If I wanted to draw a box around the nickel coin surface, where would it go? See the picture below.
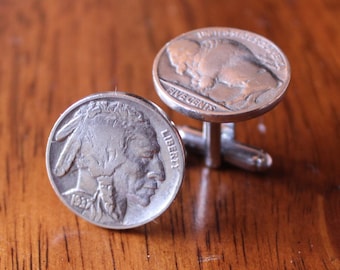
[153,27,291,122]
[46,92,185,229]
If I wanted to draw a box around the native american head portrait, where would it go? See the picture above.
[53,100,165,223]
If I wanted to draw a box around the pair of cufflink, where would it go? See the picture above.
[46,27,290,229]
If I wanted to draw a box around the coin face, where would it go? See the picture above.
[153,27,290,122]
[46,92,185,229]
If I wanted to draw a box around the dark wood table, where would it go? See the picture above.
[0,0,339,269]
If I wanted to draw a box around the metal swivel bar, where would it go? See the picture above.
[178,123,272,171]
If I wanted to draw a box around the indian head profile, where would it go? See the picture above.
[53,100,165,223]
[166,38,282,111]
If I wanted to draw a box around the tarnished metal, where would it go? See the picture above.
[46,92,185,229]
[153,27,290,169]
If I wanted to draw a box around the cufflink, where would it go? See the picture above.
[153,27,290,170]
[46,92,185,229]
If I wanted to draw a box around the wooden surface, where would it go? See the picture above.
[0,0,339,269]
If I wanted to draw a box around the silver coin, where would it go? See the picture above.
[46,92,185,229]
[153,27,291,122]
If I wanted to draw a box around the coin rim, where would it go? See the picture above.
[152,27,291,122]
[45,91,186,229]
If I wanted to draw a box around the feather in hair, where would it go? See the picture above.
[54,128,82,176]
[55,115,82,141]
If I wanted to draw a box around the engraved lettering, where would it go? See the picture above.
[165,86,217,111]
[161,129,180,169]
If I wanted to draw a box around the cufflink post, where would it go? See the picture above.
[178,123,272,171]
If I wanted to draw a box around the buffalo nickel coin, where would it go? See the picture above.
[46,92,185,229]
[153,27,291,122]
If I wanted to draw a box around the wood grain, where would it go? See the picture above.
[0,0,339,269]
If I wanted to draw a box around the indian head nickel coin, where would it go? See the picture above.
[46,92,185,229]
[153,27,291,122]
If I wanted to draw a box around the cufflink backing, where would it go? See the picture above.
[153,27,290,170]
